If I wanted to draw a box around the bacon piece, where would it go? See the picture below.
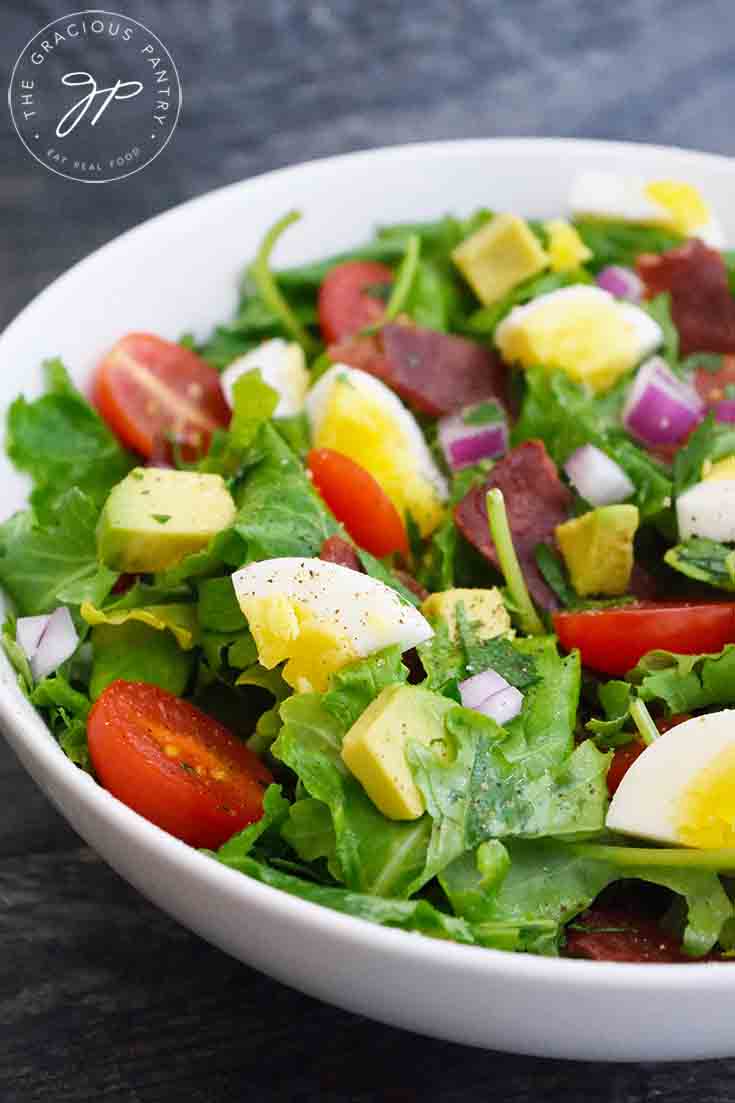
[392,568,429,603]
[320,537,430,608]
[320,535,363,572]
[454,440,572,610]
[328,324,507,416]
[566,905,698,963]
[637,240,735,357]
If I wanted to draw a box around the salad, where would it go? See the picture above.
[4,169,735,965]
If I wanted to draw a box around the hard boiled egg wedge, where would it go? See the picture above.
[494,285,662,393]
[232,557,433,694]
[570,170,725,247]
[305,364,448,536]
[607,711,735,847]
[676,478,735,543]
[220,338,309,417]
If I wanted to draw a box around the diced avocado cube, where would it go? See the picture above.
[421,588,509,640]
[452,213,549,306]
[341,684,455,820]
[97,467,236,573]
[555,505,639,597]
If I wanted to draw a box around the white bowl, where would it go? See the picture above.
[2,139,735,1062]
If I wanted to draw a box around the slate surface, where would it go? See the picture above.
[1,1,735,1097]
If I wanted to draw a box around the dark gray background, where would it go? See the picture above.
[2,1,735,1098]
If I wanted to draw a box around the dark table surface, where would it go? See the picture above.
[2,1,735,1098]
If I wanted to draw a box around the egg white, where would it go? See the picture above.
[232,556,434,661]
[220,338,309,417]
[676,479,735,543]
[495,284,662,383]
[606,710,735,846]
[305,364,449,502]
[571,170,668,226]
[570,170,725,248]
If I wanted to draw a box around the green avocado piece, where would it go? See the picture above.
[341,684,456,820]
[97,467,236,573]
[451,213,548,306]
[555,504,639,597]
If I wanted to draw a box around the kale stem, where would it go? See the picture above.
[630,698,659,746]
[251,211,318,355]
[359,234,421,337]
[485,489,545,636]
[384,234,421,322]
[569,842,735,872]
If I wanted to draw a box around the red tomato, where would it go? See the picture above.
[318,261,393,344]
[87,681,273,849]
[606,717,691,796]
[554,602,735,676]
[606,741,646,796]
[308,448,408,558]
[93,333,230,460]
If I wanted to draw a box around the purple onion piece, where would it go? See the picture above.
[438,403,509,471]
[449,426,507,468]
[622,357,704,447]
[564,444,635,506]
[715,400,735,423]
[29,607,79,682]
[477,686,524,726]
[596,265,644,302]
[459,669,509,710]
[16,614,51,661]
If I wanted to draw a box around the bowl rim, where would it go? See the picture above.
[2,135,735,993]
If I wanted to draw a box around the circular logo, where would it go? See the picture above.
[7,10,182,183]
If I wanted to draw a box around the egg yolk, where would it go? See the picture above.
[314,379,444,536]
[678,744,735,848]
[645,181,710,236]
[238,594,356,694]
[703,456,735,481]
[543,220,592,273]
[497,296,642,393]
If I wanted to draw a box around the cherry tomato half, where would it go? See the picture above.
[317,261,393,344]
[308,448,408,558]
[553,602,735,677]
[93,333,230,460]
[606,742,646,797]
[606,714,691,797]
[87,681,273,849]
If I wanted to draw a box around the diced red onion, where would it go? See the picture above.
[459,669,509,709]
[477,686,524,725]
[438,404,509,471]
[459,669,523,725]
[596,266,644,302]
[564,444,635,506]
[16,614,51,661]
[622,357,704,447]
[715,400,735,423]
[28,607,79,682]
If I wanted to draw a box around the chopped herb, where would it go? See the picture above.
[363,281,393,303]
[462,401,503,426]
[681,352,724,375]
